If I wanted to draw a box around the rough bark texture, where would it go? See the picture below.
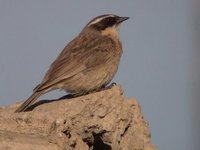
[0,85,157,150]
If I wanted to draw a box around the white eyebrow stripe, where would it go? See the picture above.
[88,15,115,26]
[89,17,105,25]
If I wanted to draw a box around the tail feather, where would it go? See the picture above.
[15,92,42,113]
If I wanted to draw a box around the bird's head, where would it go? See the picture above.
[82,14,129,38]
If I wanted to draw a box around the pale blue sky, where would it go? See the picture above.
[0,1,197,150]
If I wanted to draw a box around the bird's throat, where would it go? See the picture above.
[101,26,120,43]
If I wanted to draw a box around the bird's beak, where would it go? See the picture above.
[117,16,130,24]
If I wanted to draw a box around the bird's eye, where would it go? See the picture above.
[105,18,115,26]
[106,18,112,24]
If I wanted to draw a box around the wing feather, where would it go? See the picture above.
[35,33,115,92]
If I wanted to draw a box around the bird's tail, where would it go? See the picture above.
[15,92,42,113]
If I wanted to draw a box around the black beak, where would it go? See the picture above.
[117,16,130,24]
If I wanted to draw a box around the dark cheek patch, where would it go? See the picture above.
[104,18,116,27]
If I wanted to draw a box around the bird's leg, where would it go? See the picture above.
[89,82,117,94]
[103,82,117,90]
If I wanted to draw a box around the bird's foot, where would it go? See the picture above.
[92,82,117,93]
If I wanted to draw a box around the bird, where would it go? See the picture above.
[15,14,129,112]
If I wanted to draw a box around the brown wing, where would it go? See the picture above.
[34,33,116,92]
